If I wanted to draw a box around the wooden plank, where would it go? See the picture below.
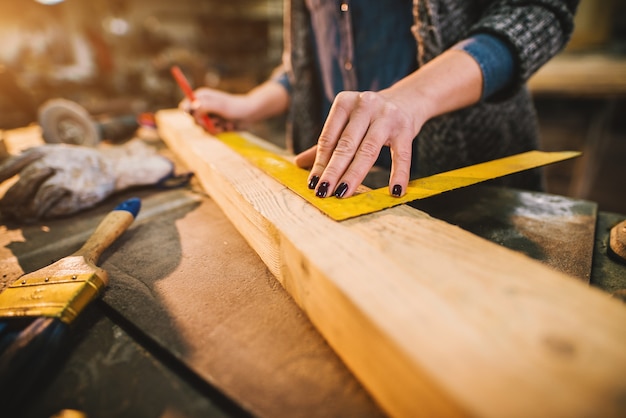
[156,109,626,418]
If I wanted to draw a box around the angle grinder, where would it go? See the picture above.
[38,98,139,146]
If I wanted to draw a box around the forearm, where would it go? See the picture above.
[188,78,289,128]
[382,48,483,134]
[243,79,290,122]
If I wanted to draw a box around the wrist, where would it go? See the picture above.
[381,49,483,135]
[380,83,434,136]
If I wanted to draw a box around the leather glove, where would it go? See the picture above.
[0,139,173,222]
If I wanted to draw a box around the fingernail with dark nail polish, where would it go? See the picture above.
[334,182,348,198]
[392,184,402,197]
[308,175,320,190]
[316,181,329,198]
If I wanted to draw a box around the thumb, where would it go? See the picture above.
[294,145,317,169]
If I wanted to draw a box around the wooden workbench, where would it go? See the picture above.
[1,127,384,417]
[3,125,626,417]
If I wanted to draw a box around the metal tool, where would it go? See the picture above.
[38,98,100,146]
[37,98,140,146]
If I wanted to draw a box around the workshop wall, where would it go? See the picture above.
[0,0,283,128]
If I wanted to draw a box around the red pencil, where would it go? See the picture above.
[170,65,217,134]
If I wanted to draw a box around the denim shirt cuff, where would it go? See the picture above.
[453,33,514,100]
[272,71,292,95]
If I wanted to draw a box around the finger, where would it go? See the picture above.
[320,92,389,197]
[178,96,203,115]
[177,89,214,118]
[212,115,234,133]
[192,90,239,132]
[308,92,358,184]
[178,97,191,112]
[189,99,202,114]
[331,117,391,198]
[316,92,380,198]
[294,145,317,170]
[193,88,224,114]
[186,99,209,127]
[388,137,414,197]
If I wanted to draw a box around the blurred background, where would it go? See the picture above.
[0,0,624,213]
[0,0,283,124]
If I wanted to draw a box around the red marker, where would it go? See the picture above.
[170,65,217,134]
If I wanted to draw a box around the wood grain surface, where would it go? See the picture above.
[157,109,626,418]
[0,127,384,417]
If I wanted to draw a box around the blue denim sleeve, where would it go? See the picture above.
[452,33,514,100]
[271,71,292,95]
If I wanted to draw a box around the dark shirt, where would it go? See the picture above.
[275,0,514,119]
[305,0,417,119]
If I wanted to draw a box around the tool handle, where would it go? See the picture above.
[170,65,217,134]
[73,198,141,265]
[0,317,69,410]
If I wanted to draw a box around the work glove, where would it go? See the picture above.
[0,139,174,222]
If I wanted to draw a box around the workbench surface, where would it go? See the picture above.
[3,185,386,418]
[2,128,625,418]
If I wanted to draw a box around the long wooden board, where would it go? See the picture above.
[156,109,626,418]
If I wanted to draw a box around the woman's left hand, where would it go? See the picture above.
[294,48,484,199]
[295,89,424,199]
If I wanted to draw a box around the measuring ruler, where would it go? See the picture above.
[215,131,580,221]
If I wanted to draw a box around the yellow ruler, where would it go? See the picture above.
[217,132,580,221]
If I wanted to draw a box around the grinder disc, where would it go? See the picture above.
[38,98,100,146]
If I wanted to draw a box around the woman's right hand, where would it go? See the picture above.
[178,87,252,133]
[178,80,290,134]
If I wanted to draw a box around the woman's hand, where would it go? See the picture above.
[179,88,250,133]
[178,80,290,133]
[295,90,424,199]
[295,48,483,199]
